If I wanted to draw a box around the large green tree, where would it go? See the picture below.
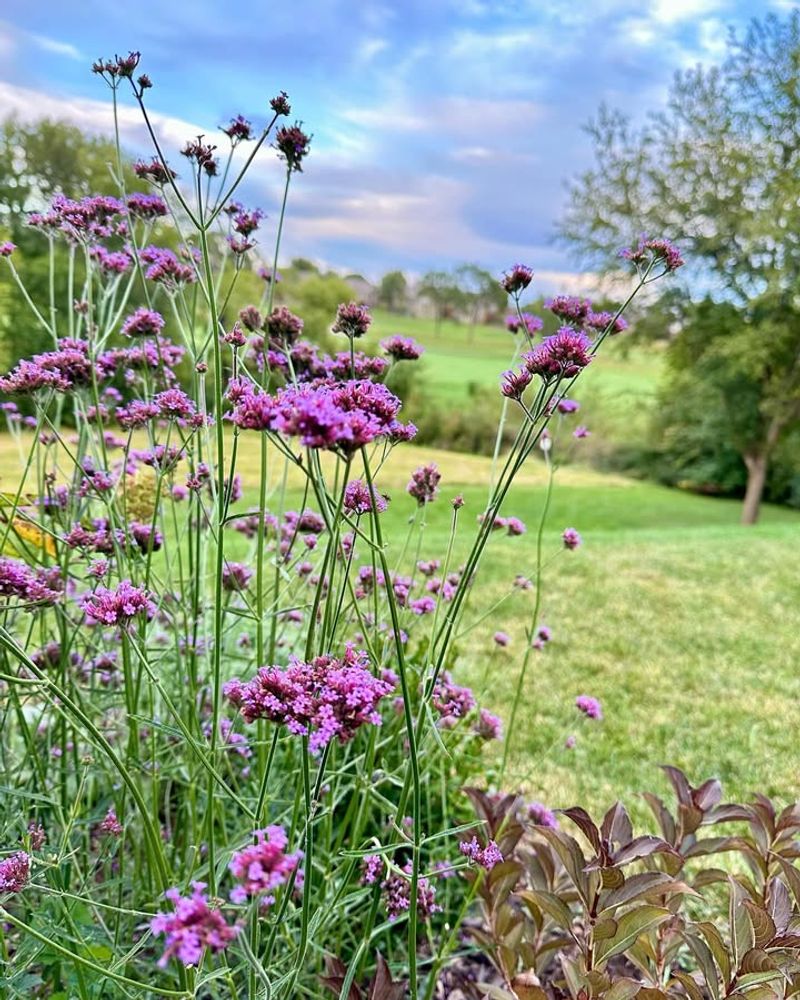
[559,13,800,522]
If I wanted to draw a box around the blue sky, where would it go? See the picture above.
[0,0,793,289]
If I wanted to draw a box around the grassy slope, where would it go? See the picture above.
[2,427,797,818]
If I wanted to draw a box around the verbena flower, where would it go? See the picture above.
[586,310,628,334]
[121,307,165,338]
[556,398,580,414]
[0,557,61,606]
[151,882,239,968]
[500,368,533,399]
[264,306,303,345]
[432,672,476,727]
[343,479,387,515]
[221,115,253,143]
[523,328,593,380]
[81,581,155,626]
[493,631,510,647]
[0,851,30,893]
[133,158,177,185]
[576,694,603,719]
[459,837,503,870]
[527,802,558,828]
[228,825,301,904]
[545,295,592,325]
[126,193,167,220]
[332,302,372,339]
[474,708,503,741]
[224,647,393,754]
[181,139,218,177]
[222,563,253,592]
[506,312,543,335]
[274,123,311,171]
[407,463,440,505]
[98,808,123,837]
[0,242,16,257]
[361,854,383,884]
[381,335,423,361]
[562,527,582,550]
[382,863,441,921]
[506,517,526,536]
[620,236,684,273]
[501,264,533,294]
[0,340,92,394]
[270,91,291,116]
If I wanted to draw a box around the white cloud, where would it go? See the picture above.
[29,34,81,60]
[651,0,723,24]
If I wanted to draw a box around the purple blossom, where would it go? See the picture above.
[500,368,533,399]
[432,672,476,727]
[228,826,301,904]
[343,479,388,515]
[361,854,383,885]
[523,328,593,380]
[506,517,526,536]
[381,335,424,360]
[265,306,303,345]
[332,302,372,339]
[0,242,16,257]
[556,398,580,414]
[0,851,30,892]
[127,193,167,220]
[506,312,543,336]
[181,139,218,177]
[151,882,239,968]
[493,631,510,648]
[383,863,441,921]
[585,311,629,335]
[81,581,155,627]
[576,694,603,720]
[501,264,533,295]
[459,837,503,871]
[562,527,582,550]
[573,425,590,439]
[225,647,393,754]
[0,340,92,394]
[222,562,253,592]
[270,92,291,116]
[527,802,558,828]
[98,808,123,837]
[407,463,441,506]
[0,557,61,606]
[545,295,592,325]
[221,115,253,143]
[409,596,436,616]
[133,158,177,185]
[274,123,311,171]
[474,708,503,741]
[620,236,684,273]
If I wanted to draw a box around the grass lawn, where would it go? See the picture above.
[1,428,796,820]
[368,308,664,407]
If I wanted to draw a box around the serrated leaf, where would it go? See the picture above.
[594,905,671,963]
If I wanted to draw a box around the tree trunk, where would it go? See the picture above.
[741,451,768,525]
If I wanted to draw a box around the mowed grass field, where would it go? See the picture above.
[1,424,797,820]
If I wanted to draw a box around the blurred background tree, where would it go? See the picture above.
[559,13,800,522]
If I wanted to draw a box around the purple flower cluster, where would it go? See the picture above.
[0,851,30,893]
[81,581,155,627]
[562,527,582,550]
[134,158,177,185]
[523,328,593,380]
[332,302,371,339]
[343,479,388,515]
[506,312,543,336]
[274,123,312,171]
[0,558,61,606]
[383,863,441,921]
[0,339,92,394]
[224,647,394,753]
[121,307,165,338]
[381,335,424,361]
[28,194,125,241]
[228,825,301,904]
[620,236,684,273]
[501,264,533,295]
[545,295,592,325]
[459,837,503,871]
[576,694,603,720]
[432,672,476,728]
[407,463,441,506]
[222,562,253,592]
[98,808,123,837]
[151,883,239,968]
[229,379,414,453]
[528,802,558,828]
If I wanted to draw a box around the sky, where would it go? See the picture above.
[0,0,795,291]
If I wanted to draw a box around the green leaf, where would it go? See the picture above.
[517,889,574,931]
[594,905,671,963]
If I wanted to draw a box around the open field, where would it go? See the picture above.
[1,431,797,818]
